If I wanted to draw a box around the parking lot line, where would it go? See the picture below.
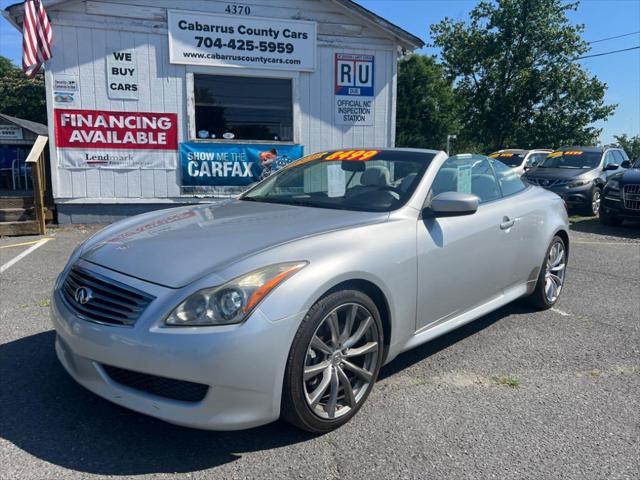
[571,240,640,246]
[0,238,52,274]
[0,239,47,250]
[551,307,571,317]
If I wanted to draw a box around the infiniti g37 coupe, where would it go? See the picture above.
[51,149,569,433]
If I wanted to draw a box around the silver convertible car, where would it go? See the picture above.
[51,148,569,433]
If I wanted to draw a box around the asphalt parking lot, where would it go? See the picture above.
[1,220,638,480]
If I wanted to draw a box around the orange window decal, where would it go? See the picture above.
[325,150,380,161]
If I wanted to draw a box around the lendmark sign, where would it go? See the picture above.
[54,109,178,169]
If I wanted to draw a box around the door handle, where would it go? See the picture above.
[500,216,515,230]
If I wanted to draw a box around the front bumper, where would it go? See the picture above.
[50,263,303,430]
[543,184,592,209]
[601,193,640,219]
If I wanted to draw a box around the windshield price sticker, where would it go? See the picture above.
[563,150,584,156]
[168,10,316,71]
[288,151,328,168]
[324,150,380,161]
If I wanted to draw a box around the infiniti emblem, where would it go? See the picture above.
[541,179,550,186]
[74,287,93,305]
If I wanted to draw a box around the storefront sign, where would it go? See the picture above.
[107,50,138,100]
[180,142,304,186]
[334,53,375,126]
[53,74,78,92]
[167,10,316,71]
[54,109,178,169]
[0,125,23,140]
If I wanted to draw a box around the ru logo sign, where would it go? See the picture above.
[335,53,374,97]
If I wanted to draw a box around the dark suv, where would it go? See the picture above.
[522,146,629,216]
[600,157,640,225]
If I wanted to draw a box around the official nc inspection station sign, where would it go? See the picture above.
[180,143,304,187]
[334,53,375,126]
[168,10,316,71]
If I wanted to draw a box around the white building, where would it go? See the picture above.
[4,0,422,223]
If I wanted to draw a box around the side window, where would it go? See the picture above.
[612,150,626,164]
[603,151,616,167]
[431,155,500,204]
[490,159,527,196]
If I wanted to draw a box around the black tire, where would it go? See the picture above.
[583,187,602,216]
[281,289,384,433]
[526,235,568,310]
[599,208,622,226]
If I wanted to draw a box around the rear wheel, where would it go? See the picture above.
[526,235,567,310]
[599,208,622,226]
[281,290,384,433]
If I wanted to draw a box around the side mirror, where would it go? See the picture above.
[604,163,620,171]
[423,192,479,218]
[621,160,631,169]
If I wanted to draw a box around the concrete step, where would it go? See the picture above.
[0,208,35,222]
[0,220,40,236]
[0,196,34,209]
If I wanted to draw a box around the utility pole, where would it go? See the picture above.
[446,134,457,155]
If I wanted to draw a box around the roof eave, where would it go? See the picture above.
[331,0,425,51]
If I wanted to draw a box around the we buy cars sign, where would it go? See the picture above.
[54,109,178,169]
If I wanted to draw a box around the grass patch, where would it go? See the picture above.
[492,375,521,388]
[35,298,50,307]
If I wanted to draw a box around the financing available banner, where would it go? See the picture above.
[180,142,304,187]
[54,109,178,169]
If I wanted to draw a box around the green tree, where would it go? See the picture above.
[396,54,460,151]
[614,134,640,161]
[431,0,616,150]
[0,55,47,124]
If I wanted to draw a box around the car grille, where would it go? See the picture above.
[61,266,154,326]
[623,184,640,210]
[525,178,570,188]
[101,364,209,402]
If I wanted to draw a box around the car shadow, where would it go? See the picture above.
[1,302,533,476]
[569,216,640,239]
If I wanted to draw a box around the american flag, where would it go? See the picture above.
[22,0,53,78]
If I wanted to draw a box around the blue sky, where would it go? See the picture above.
[1,0,638,143]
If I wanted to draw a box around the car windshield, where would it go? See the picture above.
[538,150,601,169]
[241,150,434,212]
[489,151,526,168]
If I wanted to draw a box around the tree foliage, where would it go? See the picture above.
[396,55,460,151]
[0,55,47,125]
[429,0,616,150]
[614,134,640,161]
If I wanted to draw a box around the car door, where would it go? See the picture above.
[415,155,517,331]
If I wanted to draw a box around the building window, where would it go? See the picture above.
[193,74,293,142]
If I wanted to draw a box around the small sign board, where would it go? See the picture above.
[107,50,139,100]
[334,53,375,126]
[0,125,23,140]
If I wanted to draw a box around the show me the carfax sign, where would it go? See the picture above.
[54,109,178,169]
[167,10,316,71]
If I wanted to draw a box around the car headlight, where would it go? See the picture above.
[568,179,589,188]
[607,179,620,190]
[165,261,308,326]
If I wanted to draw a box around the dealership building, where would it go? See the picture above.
[4,0,422,223]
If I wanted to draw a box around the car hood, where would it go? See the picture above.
[81,200,388,288]
[524,167,593,180]
[620,169,640,184]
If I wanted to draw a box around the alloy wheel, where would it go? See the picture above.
[544,240,566,303]
[592,189,601,215]
[303,303,379,420]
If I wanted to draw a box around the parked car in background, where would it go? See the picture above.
[489,149,552,176]
[50,149,569,433]
[600,156,640,226]
[522,146,629,216]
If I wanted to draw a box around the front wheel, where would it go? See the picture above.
[526,235,568,310]
[599,208,622,226]
[584,187,602,216]
[281,290,384,433]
